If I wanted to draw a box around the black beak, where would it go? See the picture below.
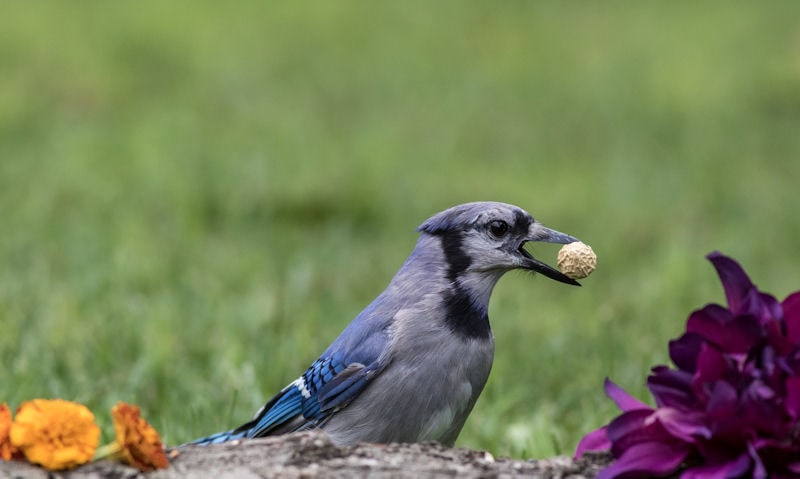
[519,224,581,286]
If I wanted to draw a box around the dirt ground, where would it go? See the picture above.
[0,431,611,478]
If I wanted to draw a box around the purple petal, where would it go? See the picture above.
[648,367,696,410]
[747,441,767,479]
[687,304,734,332]
[670,333,704,372]
[692,343,734,403]
[783,292,800,344]
[679,452,752,479]
[751,436,800,475]
[606,409,684,459]
[695,343,730,384]
[652,407,711,442]
[598,441,690,479]
[765,318,792,356]
[704,381,746,441]
[575,426,611,457]
[686,305,762,354]
[756,292,782,325]
[706,380,738,418]
[758,345,779,383]
[779,348,800,378]
[741,380,784,437]
[706,252,782,326]
[605,378,651,411]
[784,376,800,419]
[707,252,756,314]
[694,440,748,468]
[606,409,656,446]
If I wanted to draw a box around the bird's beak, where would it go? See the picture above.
[519,223,581,286]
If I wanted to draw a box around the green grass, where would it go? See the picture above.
[2,1,800,458]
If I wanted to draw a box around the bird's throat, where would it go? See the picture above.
[442,285,492,340]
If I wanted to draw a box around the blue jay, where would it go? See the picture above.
[190,201,580,447]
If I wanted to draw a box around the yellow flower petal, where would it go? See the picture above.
[9,399,100,470]
[0,403,18,461]
[111,402,169,471]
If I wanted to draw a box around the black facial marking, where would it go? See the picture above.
[440,232,471,283]
[511,210,532,237]
[442,287,491,340]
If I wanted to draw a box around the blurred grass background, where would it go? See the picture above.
[2,2,800,458]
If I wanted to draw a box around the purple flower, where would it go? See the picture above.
[576,252,800,478]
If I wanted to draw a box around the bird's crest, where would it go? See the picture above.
[417,201,527,235]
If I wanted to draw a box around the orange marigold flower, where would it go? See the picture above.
[9,399,100,470]
[1,403,19,460]
[109,402,168,471]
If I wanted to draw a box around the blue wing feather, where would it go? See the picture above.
[317,364,373,411]
[188,355,379,445]
[245,387,304,437]
[188,294,395,446]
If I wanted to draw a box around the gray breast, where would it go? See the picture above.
[322,307,495,446]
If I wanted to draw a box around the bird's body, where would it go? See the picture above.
[190,202,579,447]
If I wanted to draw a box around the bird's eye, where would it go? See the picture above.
[488,220,509,238]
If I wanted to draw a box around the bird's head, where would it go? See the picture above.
[417,201,581,286]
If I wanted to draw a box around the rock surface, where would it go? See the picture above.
[0,431,611,478]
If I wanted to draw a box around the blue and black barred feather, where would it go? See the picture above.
[188,355,372,445]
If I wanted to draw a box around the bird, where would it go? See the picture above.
[189,201,580,447]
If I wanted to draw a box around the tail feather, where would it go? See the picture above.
[185,428,248,446]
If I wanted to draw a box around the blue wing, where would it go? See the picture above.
[188,289,397,446]
[188,355,379,445]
